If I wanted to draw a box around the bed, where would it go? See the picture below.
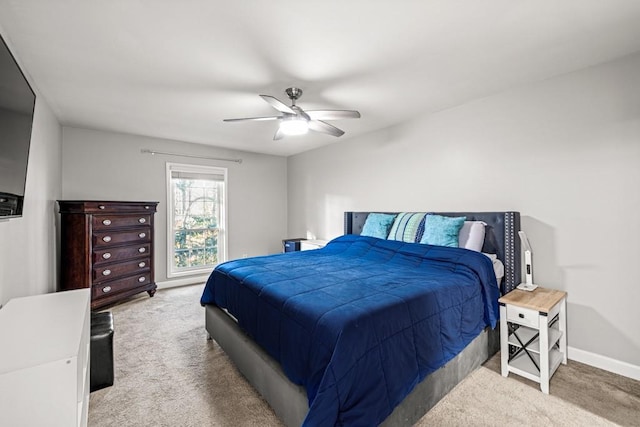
[201,211,521,426]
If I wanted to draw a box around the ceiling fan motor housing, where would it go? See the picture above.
[285,87,303,103]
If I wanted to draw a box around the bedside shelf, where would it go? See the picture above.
[509,348,565,383]
[508,325,563,354]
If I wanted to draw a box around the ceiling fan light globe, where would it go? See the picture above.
[279,118,309,136]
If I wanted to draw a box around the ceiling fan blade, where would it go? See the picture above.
[308,120,345,137]
[223,115,282,122]
[260,95,296,114]
[305,110,361,120]
[273,127,286,140]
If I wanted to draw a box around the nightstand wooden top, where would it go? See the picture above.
[499,287,567,313]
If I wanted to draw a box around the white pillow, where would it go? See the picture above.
[483,253,505,284]
[458,221,486,252]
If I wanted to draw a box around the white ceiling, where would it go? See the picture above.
[1,1,640,157]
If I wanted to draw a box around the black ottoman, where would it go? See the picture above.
[90,311,114,392]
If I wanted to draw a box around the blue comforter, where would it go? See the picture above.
[201,235,499,426]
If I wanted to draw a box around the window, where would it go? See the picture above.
[166,163,227,278]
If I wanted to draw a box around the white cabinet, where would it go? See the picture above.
[499,287,567,394]
[0,289,91,427]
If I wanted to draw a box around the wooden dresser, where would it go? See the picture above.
[58,201,158,310]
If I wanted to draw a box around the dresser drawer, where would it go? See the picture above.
[93,243,150,266]
[60,201,157,214]
[92,274,152,299]
[506,304,539,328]
[93,228,151,247]
[93,214,152,230]
[93,258,151,283]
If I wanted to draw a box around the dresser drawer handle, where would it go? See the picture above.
[138,261,146,268]
[102,252,112,260]
[102,236,112,243]
[102,286,112,293]
[138,232,146,238]
[138,247,146,253]
[145,206,150,210]
[519,313,525,319]
[102,219,111,226]
[138,217,146,224]
[138,276,146,283]
[99,205,105,210]
[102,269,111,276]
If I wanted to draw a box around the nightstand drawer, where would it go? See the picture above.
[506,304,539,328]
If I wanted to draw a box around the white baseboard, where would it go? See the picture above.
[568,346,640,381]
[156,275,209,290]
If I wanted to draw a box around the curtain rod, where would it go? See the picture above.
[140,149,242,164]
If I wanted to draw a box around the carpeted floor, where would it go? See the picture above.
[89,284,640,426]
[417,367,616,426]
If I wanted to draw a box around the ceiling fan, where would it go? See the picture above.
[224,87,361,140]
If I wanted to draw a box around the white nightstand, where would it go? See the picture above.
[499,287,567,394]
[300,239,328,251]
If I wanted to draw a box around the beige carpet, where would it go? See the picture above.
[89,284,631,426]
[89,284,282,427]
[416,367,617,426]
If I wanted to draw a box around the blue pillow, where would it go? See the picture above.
[419,214,466,247]
[387,212,426,243]
[361,213,397,239]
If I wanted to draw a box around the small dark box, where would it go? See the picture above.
[282,238,306,253]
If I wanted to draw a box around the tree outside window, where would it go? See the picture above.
[167,163,226,277]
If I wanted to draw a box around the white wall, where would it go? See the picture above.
[288,53,640,374]
[0,98,62,305]
[61,127,288,286]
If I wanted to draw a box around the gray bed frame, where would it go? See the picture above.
[205,211,521,426]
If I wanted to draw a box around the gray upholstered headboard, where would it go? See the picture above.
[344,211,521,294]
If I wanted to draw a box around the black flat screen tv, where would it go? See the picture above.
[0,32,36,219]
